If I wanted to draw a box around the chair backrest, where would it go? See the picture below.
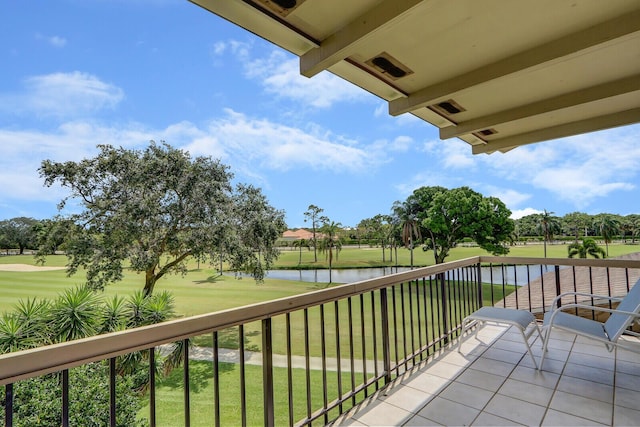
[604,278,640,342]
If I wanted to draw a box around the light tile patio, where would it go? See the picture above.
[332,323,640,426]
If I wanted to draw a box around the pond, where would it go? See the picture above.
[260,264,555,286]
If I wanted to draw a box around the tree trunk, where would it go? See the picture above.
[328,247,333,283]
[143,269,156,297]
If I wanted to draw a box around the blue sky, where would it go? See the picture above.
[1,0,639,228]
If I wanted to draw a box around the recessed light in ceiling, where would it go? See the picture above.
[429,99,466,117]
[272,0,296,8]
[253,0,305,16]
[365,52,413,81]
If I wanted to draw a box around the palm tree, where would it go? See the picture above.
[304,205,327,263]
[568,238,606,259]
[632,216,640,243]
[594,214,621,257]
[536,209,561,258]
[292,238,309,265]
[392,201,422,268]
[317,220,343,283]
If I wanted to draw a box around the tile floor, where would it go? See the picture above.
[332,323,640,426]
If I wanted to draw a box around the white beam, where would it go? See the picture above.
[471,108,640,154]
[390,10,640,116]
[300,0,424,78]
[441,75,640,139]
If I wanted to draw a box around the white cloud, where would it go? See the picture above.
[0,120,162,202]
[211,39,252,62]
[482,127,640,207]
[372,135,413,154]
[484,186,531,207]
[218,43,368,108]
[48,36,67,48]
[0,107,395,207]
[0,72,124,118]
[36,33,67,48]
[510,207,542,219]
[254,53,367,108]
[390,136,413,152]
[187,109,379,173]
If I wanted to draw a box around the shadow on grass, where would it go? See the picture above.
[159,360,235,393]
[192,274,225,284]
[191,328,260,353]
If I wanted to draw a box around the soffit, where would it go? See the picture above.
[190,0,640,154]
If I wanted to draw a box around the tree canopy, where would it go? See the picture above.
[0,217,39,254]
[39,142,286,296]
[403,186,514,264]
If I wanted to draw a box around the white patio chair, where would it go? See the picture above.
[539,279,640,370]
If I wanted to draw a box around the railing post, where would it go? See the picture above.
[476,263,483,308]
[109,357,116,427]
[379,288,392,384]
[149,348,156,427]
[62,369,69,427]
[439,272,450,344]
[5,383,13,427]
[554,265,562,308]
[184,339,190,427]
[262,318,275,427]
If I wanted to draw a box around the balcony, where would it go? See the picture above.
[1,256,639,426]
[333,320,640,426]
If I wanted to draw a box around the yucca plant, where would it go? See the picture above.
[14,298,52,345]
[0,313,41,353]
[49,286,101,342]
[99,295,128,334]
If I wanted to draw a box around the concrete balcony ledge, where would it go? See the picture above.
[332,325,640,426]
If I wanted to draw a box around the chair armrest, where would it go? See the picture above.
[548,292,624,311]
[556,303,640,318]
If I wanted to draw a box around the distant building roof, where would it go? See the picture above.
[282,229,315,240]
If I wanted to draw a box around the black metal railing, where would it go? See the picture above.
[1,256,639,426]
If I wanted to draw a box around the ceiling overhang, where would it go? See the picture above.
[189,0,640,154]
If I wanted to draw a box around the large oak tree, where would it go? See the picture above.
[405,186,514,264]
[39,142,286,296]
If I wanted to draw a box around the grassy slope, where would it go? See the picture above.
[0,255,322,316]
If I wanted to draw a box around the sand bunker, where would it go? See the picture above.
[0,264,65,272]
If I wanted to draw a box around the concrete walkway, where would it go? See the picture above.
[160,344,382,373]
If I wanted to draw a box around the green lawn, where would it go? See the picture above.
[138,360,361,426]
[0,255,322,316]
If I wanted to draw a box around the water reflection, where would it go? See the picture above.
[262,264,554,286]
